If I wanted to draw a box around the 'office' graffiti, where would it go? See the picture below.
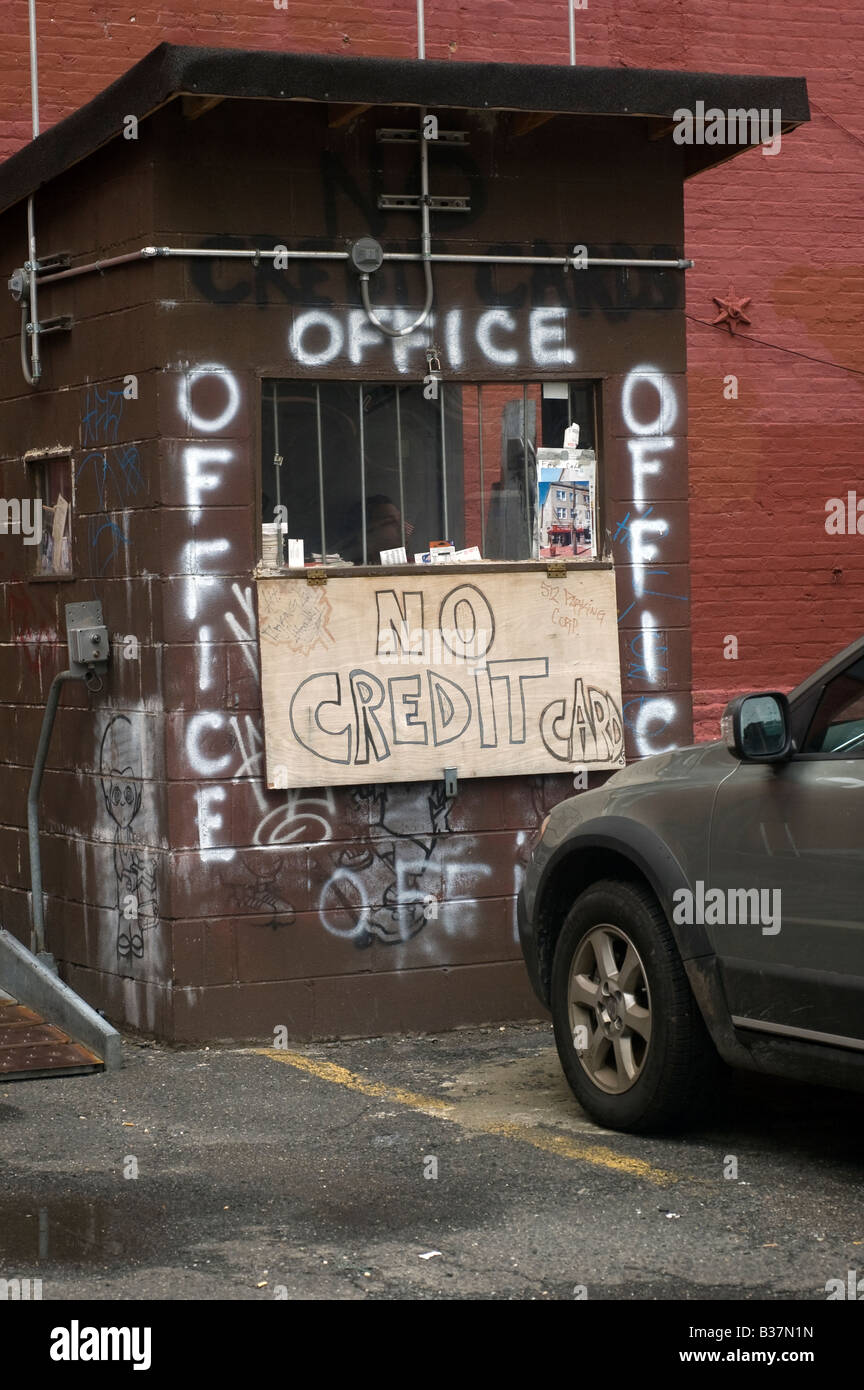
[178,363,248,863]
[288,305,578,373]
[616,364,688,755]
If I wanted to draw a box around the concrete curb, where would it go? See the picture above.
[0,929,123,1069]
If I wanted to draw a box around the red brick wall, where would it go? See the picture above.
[3,2,863,731]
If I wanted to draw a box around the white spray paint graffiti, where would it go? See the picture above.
[179,365,241,435]
[289,306,576,373]
[179,364,244,863]
[174,366,522,948]
[226,708,337,845]
[317,784,494,950]
[618,364,686,756]
[174,374,280,827]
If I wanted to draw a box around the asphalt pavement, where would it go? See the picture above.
[1,1021,862,1300]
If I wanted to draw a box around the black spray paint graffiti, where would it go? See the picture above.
[191,232,681,318]
[219,855,297,932]
[188,141,679,318]
[99,716,158,961]
[320,783,452,948]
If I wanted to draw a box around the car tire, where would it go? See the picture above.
[551,878,719,1134]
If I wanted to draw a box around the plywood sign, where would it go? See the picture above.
[257,568,625,788]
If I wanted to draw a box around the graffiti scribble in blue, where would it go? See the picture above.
[77,386,143,574]
[82,385,124,448]
[617,569,688,629]
[612,507,645,549]
[638,571,688,602]
[625,627,669,684]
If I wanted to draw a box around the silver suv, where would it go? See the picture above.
[518,635,864,1132]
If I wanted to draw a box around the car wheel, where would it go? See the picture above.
[551,878,719,1133]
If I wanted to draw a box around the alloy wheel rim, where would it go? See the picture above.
[566,924,652,1095]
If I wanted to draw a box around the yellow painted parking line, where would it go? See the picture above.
[257,1047,678,1186]
[483,1121,677,1182]
[259,1047,453,1118]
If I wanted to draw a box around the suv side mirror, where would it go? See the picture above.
[721,692,793,763]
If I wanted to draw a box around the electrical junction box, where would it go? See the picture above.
[349,237,384,274]
[65,600,110,675]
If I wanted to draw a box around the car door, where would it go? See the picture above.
[707,653,864,1049]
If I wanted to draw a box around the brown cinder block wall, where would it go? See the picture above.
[0,91,690,1041]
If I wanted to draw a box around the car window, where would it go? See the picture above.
[802,655,864,755]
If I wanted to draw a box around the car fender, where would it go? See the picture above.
[522,814,758,1070]
[533,813,713,963]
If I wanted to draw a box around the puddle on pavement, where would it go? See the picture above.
[0,1198,165,1267]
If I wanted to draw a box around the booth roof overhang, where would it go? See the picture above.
[0,42,810,216]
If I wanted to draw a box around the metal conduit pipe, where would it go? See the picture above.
[28,670,79,956]
[359,105,436,339]
[360,253,435,338]
[25,198,42,384]
[20,306,35,385]
[36,249,155,284]
[35,245,692,286]
[23,0,42,384]
[397,253,693,268]
[417,0,425,59]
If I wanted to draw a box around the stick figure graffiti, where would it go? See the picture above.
[99,715,158,960]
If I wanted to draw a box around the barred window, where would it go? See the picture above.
[260,379,599,567]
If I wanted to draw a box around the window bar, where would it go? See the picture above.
[358,383,367,564]
[522,383,531,558]
[477,384,486,557]
[591,380,603,557]
[315,384,326,561]
[395,387,407,554]
[271,384,283,567]
[439,381,449,542]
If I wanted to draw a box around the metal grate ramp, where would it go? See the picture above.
[0,989,102,1081]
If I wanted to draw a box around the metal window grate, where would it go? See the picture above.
[262,378,597,566]
[315,383,326,560]
[359,382,367,564]
[395,386,406,555]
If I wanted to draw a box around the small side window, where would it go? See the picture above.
[802,655,864,755]
[26,452,73,576]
